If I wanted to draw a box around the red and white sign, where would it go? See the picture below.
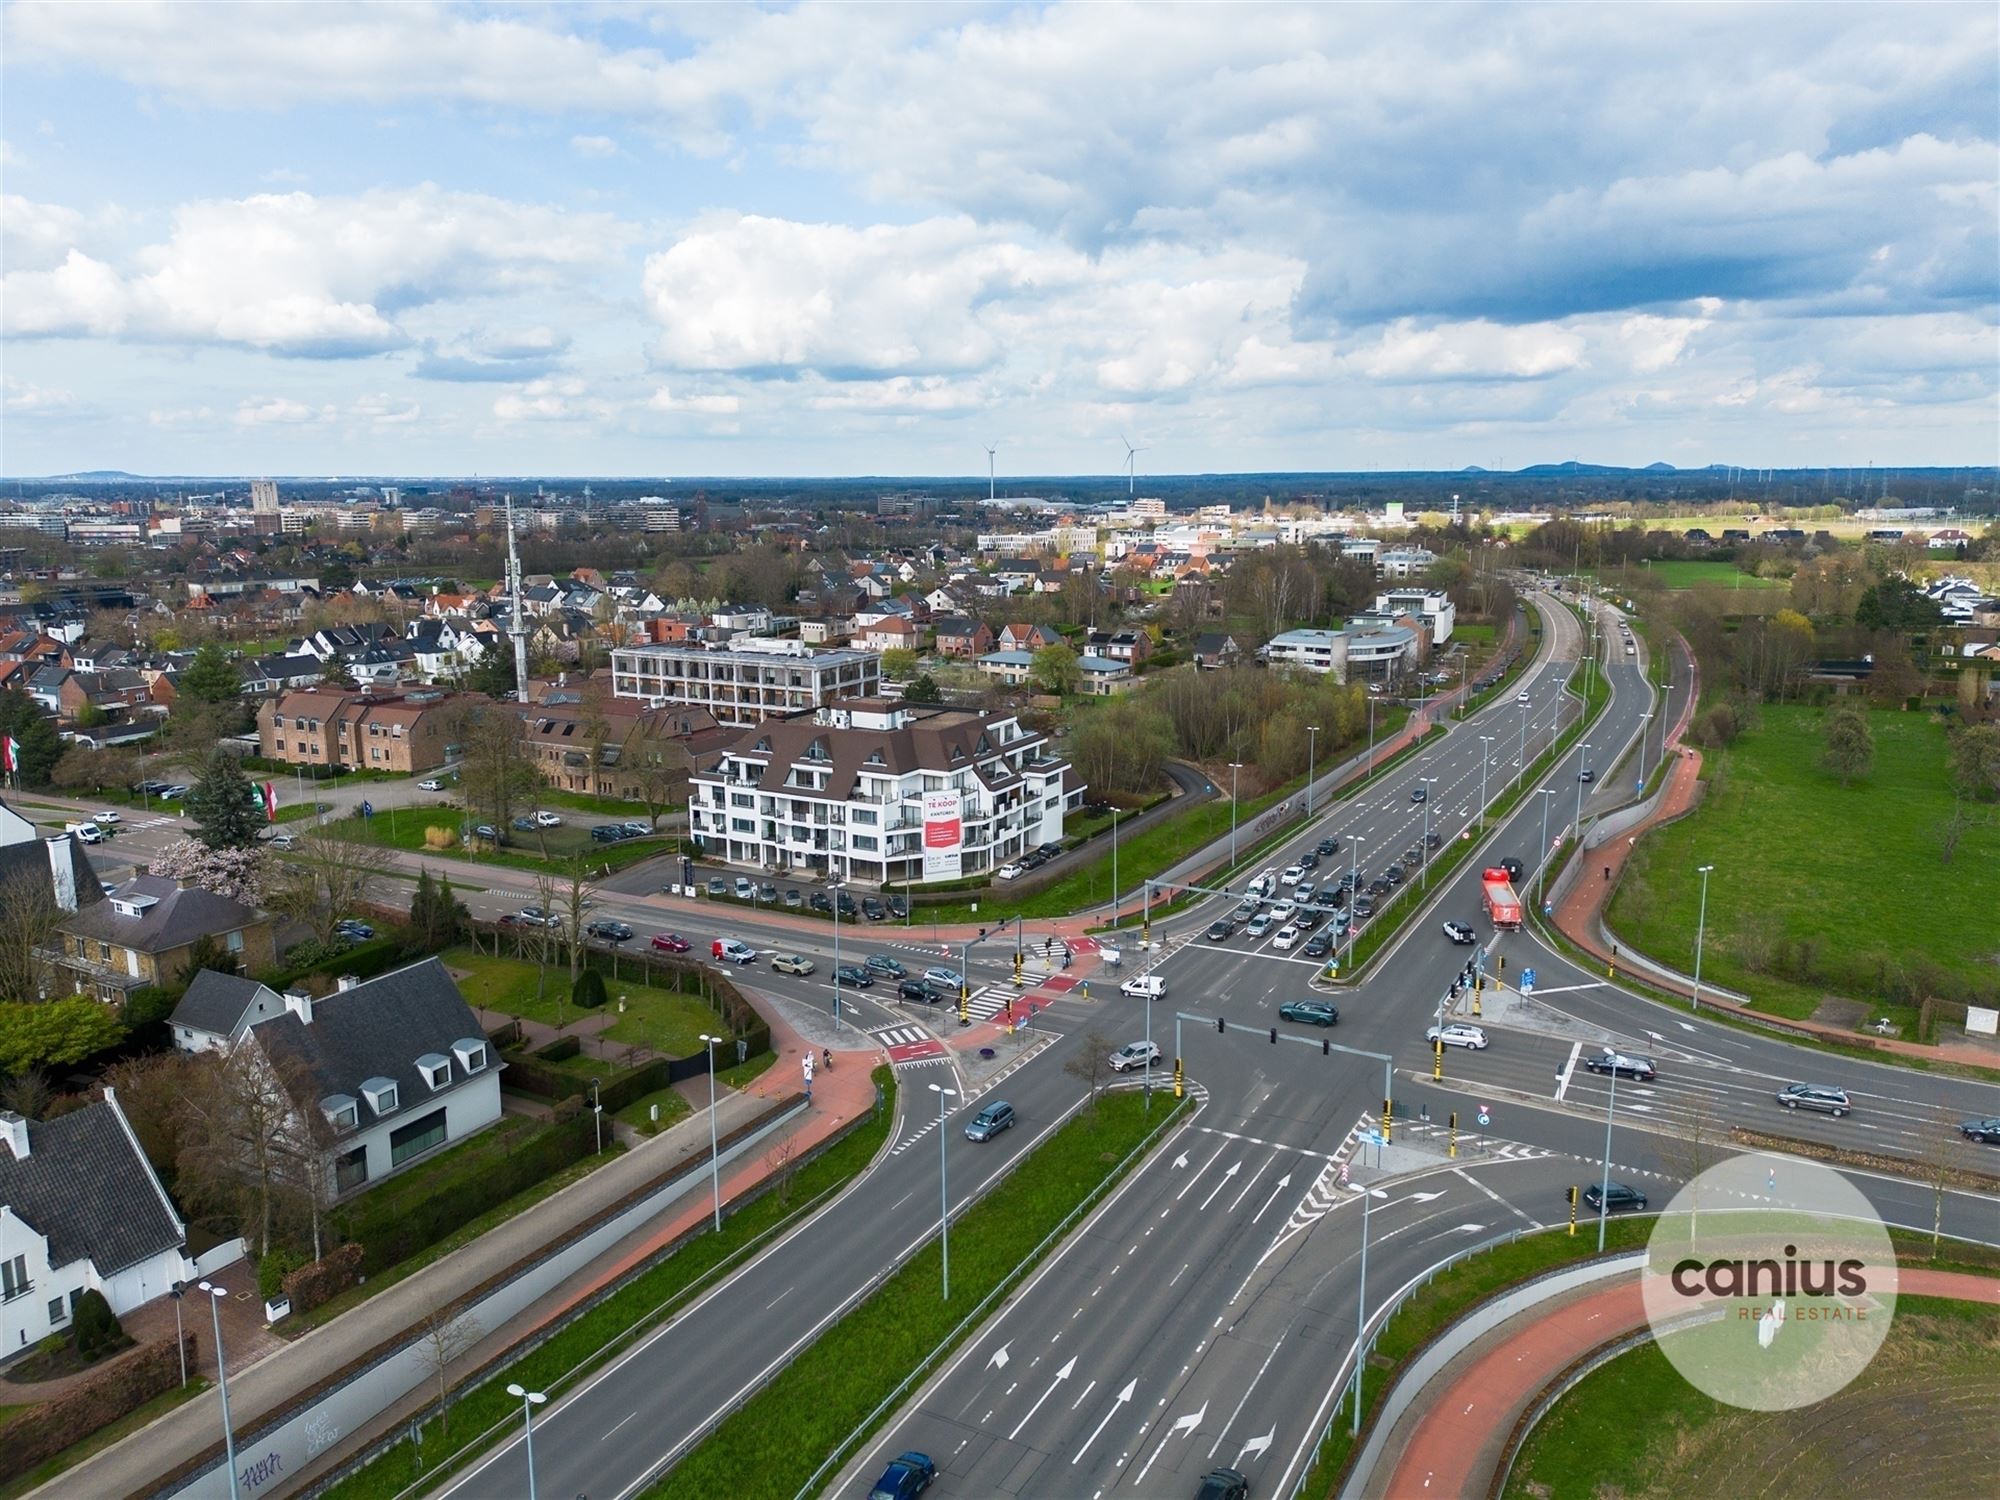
[922,789,963,881]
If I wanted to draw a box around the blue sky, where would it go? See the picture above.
[2,2,1995,477]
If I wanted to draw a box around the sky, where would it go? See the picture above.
[2,1,1996,479]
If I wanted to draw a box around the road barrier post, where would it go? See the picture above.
[1567,1184,1579,1236]
[1432,1036,1443,1080]
[1173,1056,1184,1099]
[1381,1095,1393,1145]
[959,982,970,1026]
[1448,1110,1458,1158]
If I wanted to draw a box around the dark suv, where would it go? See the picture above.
[1194,1468,1249,1500]
[1584,1049,1657,1082]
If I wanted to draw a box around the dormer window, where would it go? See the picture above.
[322,1094,359,1131]
[452,1039,488,1074]
[417,1053,452,1090]
[360,1077,399,1117]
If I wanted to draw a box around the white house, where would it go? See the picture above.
[1374,589,1455,646]
[167,971,291,1054]
[1266,628,1349,677]
[0,1091,207,1350]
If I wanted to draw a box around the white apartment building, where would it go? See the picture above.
[611,638,881,728]
[1377,546,1437,579]
[1265,622,1420,683]
[1374,588,1455,645]
[1266,629,1349,677]
[689,699,1083,886]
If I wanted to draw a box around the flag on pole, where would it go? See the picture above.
[0,736,17,774]
[262,781,278,822]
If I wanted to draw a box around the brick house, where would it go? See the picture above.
[932,618,995,659]
[58,875,278,1003]
[256,687,462,774]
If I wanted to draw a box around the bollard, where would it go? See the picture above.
[1448,1110,1458,1159]
[1432,1036,1443,1080]
[1567,1185,1579,1236]
[1381,1095,1393,1146]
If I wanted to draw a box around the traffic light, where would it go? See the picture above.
[1269,1026,1278,1044]
[1216,1016,1226,1034]
[1566,1184,1579,1236]
[1448,1110,1458,1158]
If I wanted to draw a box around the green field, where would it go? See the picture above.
[439,945,724,1054]
[1594,558,1786,590]
[1504,1299,2000,1500]
[321,803,672,876]
[1607,706,2000,1024]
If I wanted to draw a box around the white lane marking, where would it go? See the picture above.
[1554,1040,1581,1101]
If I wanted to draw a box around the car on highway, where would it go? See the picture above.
[1121,973,1167,1000]
[1316,836,1340,856]
[1269,901,1297,924]
[1293,907,1320,931]
[1498,857,1524,883]
[865,954,906,978]
[534,810,563,828]
[1516,690,1531,705]
[833,964,874,988]
[1426,1022,1488,1050]
[771,953,816,976]
[923,966,965,993]
[1294,879,1317,902]
[1245,912,1273,938]
[1958,1117,2000,1144]
[1582,1181,1648,1214]
[711,937,757,965]
[1585,1049,1657,1081]
[1366,876,1390,896]
[1776,1083,1851,1117]
[1108,1040,1161,1072]
[1304,931,1334,959]
[1353,895,1375,918]
[1410,785,1427,803]
[1441,920,1477,944]
[1298,850,1319,871]
[964,1101,1016,1142]
[1194,1467,1250,1500]
[868,1450,937,1500]
[1232,899,1260,922]
[1206,918,1237,941]
[1384,864,1405,886]
[898,978,942,1004]
[650,932,691,954]
[1279,999,1339,1027]
[1281,864,1304,886]
[1577,767,1596,783]
[1271,924,1300,951]
[585,919,633,943]
[510,906,554,927]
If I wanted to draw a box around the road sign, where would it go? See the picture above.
[361,799,374,819]
[1476,1104,1491,1127]
[1521,967,1537,995]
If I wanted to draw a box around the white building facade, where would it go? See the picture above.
[610,639,881,728]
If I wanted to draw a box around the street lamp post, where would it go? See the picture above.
[506,1383,548,1500]
[589,1076,601,1155]
[1228,762,1243,867]
[1637,712,1653,793]
[1419,779,1436,889]
[829,879,843,1029]
[196,1282,240,1500]
[700,1033,723,1229]
[1351,1185,1381,1435]
[1514,700,1528,790]
[1306,725,1321,816]
[1597,1060,1619,1252]
[1477,735,1494,831]
[1691,864,1716,1011]
[169,1282,187,1388]
[1573,741,1593,831]
[1345,836,1362,961]
[1109,807,1121,928]
[929,1082,957,1299]
[1537,789,1558,904]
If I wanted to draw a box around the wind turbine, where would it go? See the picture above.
[985,444,997,503]
[1121,435,1148,496]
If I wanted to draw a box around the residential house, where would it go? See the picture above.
[0,1092,206,1349]
[239,653,326,697]
[1191,632,1248,670]
[515,694,728,800]
[857,616,919,653]
[1076,656,1136,695]
[998,623,1062,653]
[1086,629,1153,666]
[975,650,1037,686]
[256,686,462,773]
[58,875,277,1003]
[933,618,995,659]
[167,971,288,1054]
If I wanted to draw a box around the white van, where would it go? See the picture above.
[1246,868,1279,900]
[64,821,104,845]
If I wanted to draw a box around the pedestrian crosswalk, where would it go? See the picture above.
[873,1024,930,1047]
[871,1023,948,1070]
[963,984,1014,1022]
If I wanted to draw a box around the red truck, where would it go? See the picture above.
[1480,868,1523,930]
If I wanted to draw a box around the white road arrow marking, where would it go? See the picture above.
[1398,1189,1447,1205]
[1252,1173,1293,1224]
[987,1343,1011,1371]
[1008,1356,1077,1440]
[1173,1152,1190,1169]
[1199,1160,1243,1211]
[1135,1400,1210,1486]
[1072,1379,1136,1465]
[1679,1021,1698,1032]
[1646,1030,1665,1041]
[1177,1143,1230,1202]
[1450,1222,1487,1234]
[1236,1428,1275,1465]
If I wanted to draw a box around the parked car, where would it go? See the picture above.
[585,920,633,942]
[759,882,779,903]
[1194,1468,1250,1500]
[734,876,755,899]
[771,953,816,976]
[159,784,190,800]
[534,810,563,828]
[865,954,907,978]
[1441,920,1477,945]
[268,832,297,850]
[898,978,942,1004]
[1776,1083,1851,1117]
[784,888,804,907]
[706,877,729,896]
[511,815,537,832]
[1036,841,1064,858]
[868,1450,937,1500]
[650,932,691,954]
[997,862,1026,881]
[335,919,375,941]
[1958,1117,2000,1144]
[810,890,833,912]
[1206,919,1236,941]
[1120,973,1166,1000]
[1582,1181,1648,1213]
[621,821,652,837]
[591,825,624,843]
[836,891,858,916]
[833,964,874,988]
[1108,1040,1161,1073]
[887,896,909,918]
[861,897,887,921]
[711,937,757,965]
[1279,999,1339,1027]
[1426,1022,1488,1050]
[964,1101,1016,1141]
[473,824,501,842]
[1585,1049,1658,1082]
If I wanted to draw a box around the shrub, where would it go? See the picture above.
[0,1336,193,1483]
[534,1034,581,1063]
[572,968,608,1010]
[283,1243,364,1315]
[258,1247,306,1302]
[71,1289,122,1357]
[424,825,458,849]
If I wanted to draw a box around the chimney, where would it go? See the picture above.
[0,1111,28,1160]
[44,837,78,912]
[336,974,359,993]
[284,988,314,1024]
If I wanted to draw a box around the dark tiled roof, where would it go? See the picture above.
[254,957,490,1127]
[0,827,105,913]
[171,971,281,1038]
[62,873,264,953]
[719,706,1056,803]
[0,1100,182,1275]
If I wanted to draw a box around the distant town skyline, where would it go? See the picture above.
[2,3,1995,477]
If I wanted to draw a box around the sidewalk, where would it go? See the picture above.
[1370,1267,2000,1500]
[42,998,884,1500]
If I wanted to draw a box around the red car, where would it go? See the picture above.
[650,932,691,954]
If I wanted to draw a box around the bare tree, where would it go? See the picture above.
[0,867,68,1003]
[1655,1091,1725,1242]
[625,715,692,831]
[1917,1105,1973,1256]
[174,1048,305,1258]
[532,873,563,1019]
[270,834,395,948]
[414,1307,485,1435]
[763,1132,799,1208]
[555,861,599,988]
[1064,1030,1114,1120]
[1933,794,1986,867]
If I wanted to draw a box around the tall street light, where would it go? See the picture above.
[1351,1185,1385,1434]
[1477,736,1494,831]
[1637,712,1653,794]
[1418,779,1437,889]
[929,1082,957,1299]
[1691,864,1716,1011]
[700,1033,723,1230]
[506,1383,548,1500]
[169,1281,187,1388]
[1536,789,1558,905]
[1365,698,1377,781]
[1109,806,1122,928]
[589,1076,602,1155]
[1514,698,1529,790]
[196,1281,240,1500]
[1573,741,1593,832]
[1305,725,1321,816]
[829,878,844,1029]
[1345,836,1363,962]
[1596,1059,1620,1252]
[1228,762,1244,867]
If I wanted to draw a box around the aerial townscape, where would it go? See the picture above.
[0,6,1995,1500]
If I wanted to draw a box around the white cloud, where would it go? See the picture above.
[352,392,423,424]
[492,377,611,422]
[3,186,624,356]
[648,385,741,416]
[0,195,82,271]
[233,396,332,426]
[570,134,619,158]
[1,377,78,414]
[1344,320,1587,383]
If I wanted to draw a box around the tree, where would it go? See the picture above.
[102,1051,209,1186]
[1032,643,1081,697]
[180,643,242,705]
[72,1289,124,1357]
[187,749,263,850]
[1917,1106,1972,1256]
[573,968,608,1010]
[173,1046,316,1258]
[1854,577,1944,633]
[1063,1030,1113,1120]
[270,834,394,948]
[455,702,538,834]
[1820,701,1873,786]
[51,743,138,795]
[176,933,243,987]
[319,655,356,688]
[879,647,918,681]
[0,998,126,1074]
[147,837,270,905]
[902,674,943,705]
[415,1307,484,1435]
[0,688,64,787]
[1932,794,1987,867]
[0,867,70,1003]
[555,862,599,988]
[622,716,690,831]
[408,870,470,949]
[1947,723,2000,802]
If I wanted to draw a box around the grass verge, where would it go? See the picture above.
[647,1088,1188,1499]
[0,1379,214,1500]
[320,1067,897,1500]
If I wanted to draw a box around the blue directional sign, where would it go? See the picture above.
[1521,967,1537,995]
[361,799,374,819]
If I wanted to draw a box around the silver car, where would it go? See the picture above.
[1425,1022,1488,1050]
[1108,1041,1161,1073]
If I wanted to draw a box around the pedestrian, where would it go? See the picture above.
[823,1046,832,1071]
[1044,937,1052,959]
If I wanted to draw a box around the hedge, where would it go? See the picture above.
[534,1034,582,1063]
[0,1335,196,1482]
[260,933,416,991]
[334,1112,594,1276]
[284,1243,364,1315]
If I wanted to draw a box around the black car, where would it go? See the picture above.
[1498,857,1524,883]
[1020,850,1048,870]
[833,964,873,988]
[1410,786,1427,803]
[1329,886,1348,908]
[809,890,833,912]
[865,953,907,978]
[888,895,909,918]
[1194,1469,1249,1500]
[1293,907,1320,931]
[1316,836,1339,856]
[1036,841,1064,858]
[836,892,859,916]
[590,824,623,843]
[1303,930,1334,959]
[1367,876,1390,896]
[1578,767,1596,784]
[869,1450,937,1500]
[1353,896,1375,918]
[1384,864,1405,886]
[1581,1181,1648,1213]
[861,897,887,921]
[1425,832,1442,850]
[898,978,942,1004]
[1584,1049,1658,1082]
[1298,850,1319,870]
[1958,1117,2000,1144]
[585,919,634,942]
[1206,919,1237,941]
